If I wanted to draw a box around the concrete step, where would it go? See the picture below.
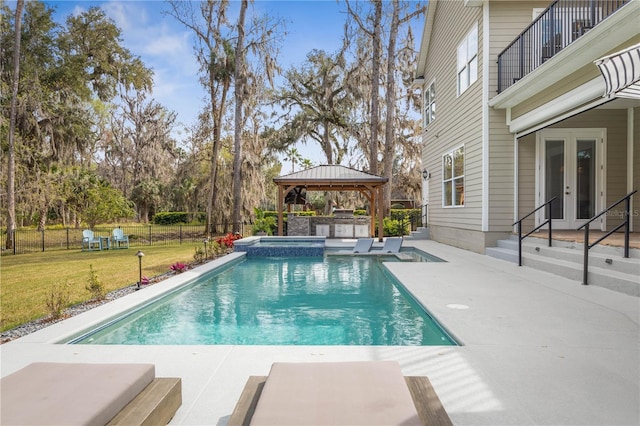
[485,246,518,264]
[499,239,639,275]
[507,233,640,259]
[521,254,639,297]
[487,236,639,296]
[407,227,430,240]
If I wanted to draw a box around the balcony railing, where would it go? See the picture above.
[497,0,630,93]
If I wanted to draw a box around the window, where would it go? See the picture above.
[443,146,464,207]
[423,81,435,126]
[457,24,478,95]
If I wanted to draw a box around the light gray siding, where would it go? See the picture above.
[486,2,549,232]
[517,133,537,230]
[420,0,483,238]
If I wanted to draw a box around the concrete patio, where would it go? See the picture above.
[1,239,638,425]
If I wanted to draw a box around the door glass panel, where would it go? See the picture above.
[576,139,596,220]
[545,140,564,219]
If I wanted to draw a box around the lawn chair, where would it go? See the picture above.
[352,237,374,253]
[381,237,403,253]
[81,230,101,251]
[112,228,130,249]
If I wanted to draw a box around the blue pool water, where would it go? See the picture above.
[73,256,456,346]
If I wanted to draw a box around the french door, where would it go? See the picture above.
[537,129,605,229]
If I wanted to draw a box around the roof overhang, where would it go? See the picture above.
[414,0,437,81]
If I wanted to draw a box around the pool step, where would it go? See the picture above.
[486,236,639,296]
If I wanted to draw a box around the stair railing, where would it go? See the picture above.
[513,197,556,266]
[576,189,637,285]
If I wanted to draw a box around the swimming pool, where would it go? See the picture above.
[71,255,456,346]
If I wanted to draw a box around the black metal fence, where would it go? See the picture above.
[497,0,629,93]
[0,223,247,255]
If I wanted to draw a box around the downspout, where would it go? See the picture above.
[628,108,635,232]
[482,1,490,232]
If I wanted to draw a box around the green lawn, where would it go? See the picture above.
[0,244,203,332]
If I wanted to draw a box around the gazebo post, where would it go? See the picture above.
[377,186,384,242]
[277,185,284,236]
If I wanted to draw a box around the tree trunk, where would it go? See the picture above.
[383,0,400,216]
[369,0,382,177]
[232,0,248,234]
[6,0,24,250]
[205,77,229,236]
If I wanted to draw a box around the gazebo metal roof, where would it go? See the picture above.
[274,165,388,189]
[273,165,388,240]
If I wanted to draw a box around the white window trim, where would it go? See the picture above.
[423,80,436,127]
[442,145,465,208]
[457,23,478,96]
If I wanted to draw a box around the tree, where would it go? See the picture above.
[5,0,24,250]
[232,0,248,233]
[346,0,382,176]
[277,48,353,165]
[381,0,426,212]
[65,168,135,228]
[284,147,302,172]
[105,89,178,221]
[1,2,152,229]
[166,0,234,235]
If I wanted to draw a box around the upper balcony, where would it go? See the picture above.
[497,0,630,94]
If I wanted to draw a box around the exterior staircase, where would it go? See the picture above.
[405,227,430,240]
[486,235,640,297]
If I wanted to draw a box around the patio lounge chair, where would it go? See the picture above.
[0,362,181,426]
[228,361,452,426]
[381,237,403,253]
[112,228,130,249]
[82,229,102,251]
[352,237,374,253]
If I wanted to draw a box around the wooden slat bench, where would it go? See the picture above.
[107,377,182,426]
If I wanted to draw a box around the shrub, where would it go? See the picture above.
[383,217,410,237]
[193,246,205,263]
[153,212,189,225]
[216,232,242,248]
[169,262,188,273]
[85,264,105,300]
[45,283,70,319]
[252,208,277,235]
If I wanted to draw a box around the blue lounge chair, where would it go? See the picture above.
[112,228,129,249]
[81,230,101,251]
[352,238,374,253]
[381,237,403,253]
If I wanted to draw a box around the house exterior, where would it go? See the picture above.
[415,0,639,253]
